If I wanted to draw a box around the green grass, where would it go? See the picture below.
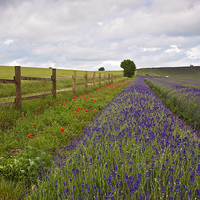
[0,66,123,99]
[136,66,200,78]
[0,66,123,79]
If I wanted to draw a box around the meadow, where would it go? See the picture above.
[0,66,123,100]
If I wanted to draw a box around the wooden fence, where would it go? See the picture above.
[0,66,115,111]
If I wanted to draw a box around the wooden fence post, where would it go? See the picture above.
[108,73,110,83]
[72,70,76,94]
[111,74,113,84]
[52,69,56,98]
[93,72,96,86]
[99,73,101,86]
[104,73,106,84]
[15,66,22,111]
[85,71,88,88]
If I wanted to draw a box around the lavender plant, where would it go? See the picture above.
[144,76,200,128]
[27,77,200,199]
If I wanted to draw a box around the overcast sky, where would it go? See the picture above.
[0,0,200,71]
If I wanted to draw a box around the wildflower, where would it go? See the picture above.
[28,133,33,138]
[22,112,24,114]
[56,100,58,102]
[35,112,37,115]
[196,189,200,199]
[21,118,24,120]
[64,104,66,106]
[33,123,35,126]
[73,96,75,99]
[0,122,2,124]
[85,110,88,112]
[37,107,40,109]
[83,115,85,117]
[46,103,49,106]
[74,111,77,114]
[60,128,64,132]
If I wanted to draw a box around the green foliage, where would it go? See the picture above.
[120,59,136,78]
[0,145,54,184]
[0,176,25,200]
[98,67,105,71]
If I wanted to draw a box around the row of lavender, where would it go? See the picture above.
[146,76,200,90]
[28,77,200,199]
[144,76,200,128]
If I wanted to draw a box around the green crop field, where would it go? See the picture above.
[136,66,200,78]
[0,66,123,79]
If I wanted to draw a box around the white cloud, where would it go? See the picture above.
[165,45,181,53]
[186,46,200,59]
[139,47,161,52]
[4,39,14,45]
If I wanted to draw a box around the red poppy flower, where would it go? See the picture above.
[35,112,37,115]
[37,107,40,109]
[56,100,58,102]
[81,107,83,110]
[74,111,77,114]
[85,110,88,112]
[73,96,75,99]
[65,99,67,101]
[60,128,64,131]
[22,112,24,114]
[28,133,33,138]
[46,103,49,106]
[68,105,70,107]
[33,123,35,126]
[21,118,24,120]
[64,104,66,106]
[0,122,2,124]
[83,115,85,117]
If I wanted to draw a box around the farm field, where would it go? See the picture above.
[0,71,132,199]
[144,76,200,129]
[0,66,123,99]
[1,66,200,199]
[137,66,200,78]
[25,77,200,199]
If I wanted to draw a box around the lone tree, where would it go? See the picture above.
[98,67,105,71]
[120,59,136,78]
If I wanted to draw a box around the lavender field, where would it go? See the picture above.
[144,76,200,129]
[28,77,200,199]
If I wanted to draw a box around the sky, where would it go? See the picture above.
[0,0,200,71]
